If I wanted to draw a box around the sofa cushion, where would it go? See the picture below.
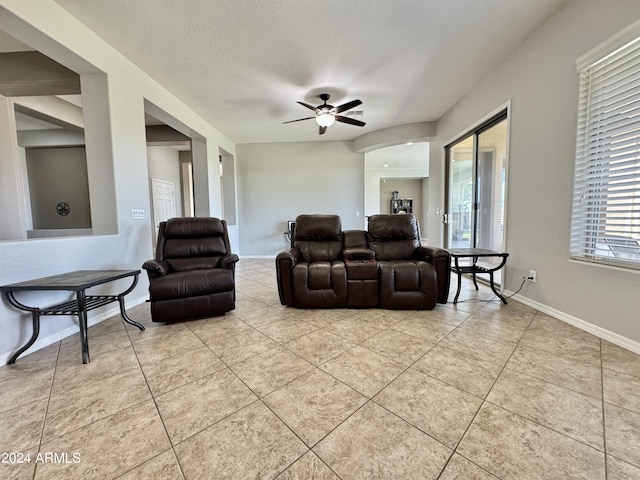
[294,214,343,262]
[149,269,234,301]
[164,217,225,237]
[367,214,420,261]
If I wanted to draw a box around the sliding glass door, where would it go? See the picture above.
[445,111,508,277]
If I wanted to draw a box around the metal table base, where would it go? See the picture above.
[2,270,144,364]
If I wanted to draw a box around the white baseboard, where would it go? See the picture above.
[1,295,148,365]
[505,290,640,355]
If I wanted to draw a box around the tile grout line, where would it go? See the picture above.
[601,338,609,480]
[34,340,62,480]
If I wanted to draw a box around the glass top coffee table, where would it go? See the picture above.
[446,248,509,304]
[1,270,144,364]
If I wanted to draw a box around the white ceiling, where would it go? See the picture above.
[42,1,570,144]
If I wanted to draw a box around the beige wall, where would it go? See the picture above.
[237,141,364,256]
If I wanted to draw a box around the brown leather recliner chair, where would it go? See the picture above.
[367,214,450,310]
[276,214,347,308]
[142,217,239,322]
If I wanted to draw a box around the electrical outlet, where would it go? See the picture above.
[529,270,537,283]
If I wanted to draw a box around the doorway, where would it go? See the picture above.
[444,110,508,280]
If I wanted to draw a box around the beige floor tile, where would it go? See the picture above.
[604,402,640,467]
[438,453,500,480]
[202,328,279,365]
[231,346,314,397]
[487,368,604,449]
[407,307,471,327]
[0,446,37,480]
[275,451,339,480]
[233,305,294,328]
[390,316,457,343]
[155,367,257,443]
[518,327,601,363]
[375,368,482,448]
[324,317,385,343]
[606,455,640,480]
[314,402,451,480]
[257,318,318,344]
[51,344,140,395]
[362,329,434,366]
[346,308,414,328]
[141,346,226,396]
[175,402,307,480]
[116,449,184,480]
[294,309,353,327]
[457,314,529,343]
[602,341,640,378]
[233,292,269,313]
[412,344,502,398]
[131,329,206,365]
[35,400,171,480]
[59,328,132,363]
[285,329,355,366]
[43,367,151,442]
[471,305,535,326]
[0,347,57,412]
[125,321,188,345]
[527,313,601,344]
[438,328,517,366]
[458,403,605,480]
[603,367,640,414]
[477,299,536,318]
[186,316,253,342]
[320,346,406,398]
[87,315,128,337]
[506,344,602,399]
[0,399,47,453]
[264,369,367,446]
[442,298,486,314]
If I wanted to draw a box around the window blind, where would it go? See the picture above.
[571,35,640,268]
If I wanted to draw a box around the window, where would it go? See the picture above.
[571,31,640,269]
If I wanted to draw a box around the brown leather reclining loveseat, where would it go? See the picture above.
[276,214,450,310]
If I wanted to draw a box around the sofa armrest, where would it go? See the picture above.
[276,248,301,306]
[142,259,170,278]
[414,246,451,304]
[220,254,240,270]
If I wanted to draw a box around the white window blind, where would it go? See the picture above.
[571,34,640,269]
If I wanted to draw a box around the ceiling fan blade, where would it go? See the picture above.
[297,101,320,112]
[319,125,327,135]
[335,115,366,127]
[335,99,362,114]
[282,117,316,124]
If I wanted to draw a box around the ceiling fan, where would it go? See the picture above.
[283,93,366,135]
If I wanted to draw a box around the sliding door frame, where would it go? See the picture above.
[444,103,511,252]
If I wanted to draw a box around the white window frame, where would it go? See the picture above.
[570,20,640,270]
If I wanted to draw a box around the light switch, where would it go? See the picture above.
[131,209,145,219]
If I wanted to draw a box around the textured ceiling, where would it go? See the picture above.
[52,0,572,144]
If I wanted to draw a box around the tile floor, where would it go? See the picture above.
[1,258,640,479]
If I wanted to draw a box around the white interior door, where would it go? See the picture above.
[151,178,176,229]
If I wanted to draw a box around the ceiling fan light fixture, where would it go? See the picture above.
[316,112,335,127]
